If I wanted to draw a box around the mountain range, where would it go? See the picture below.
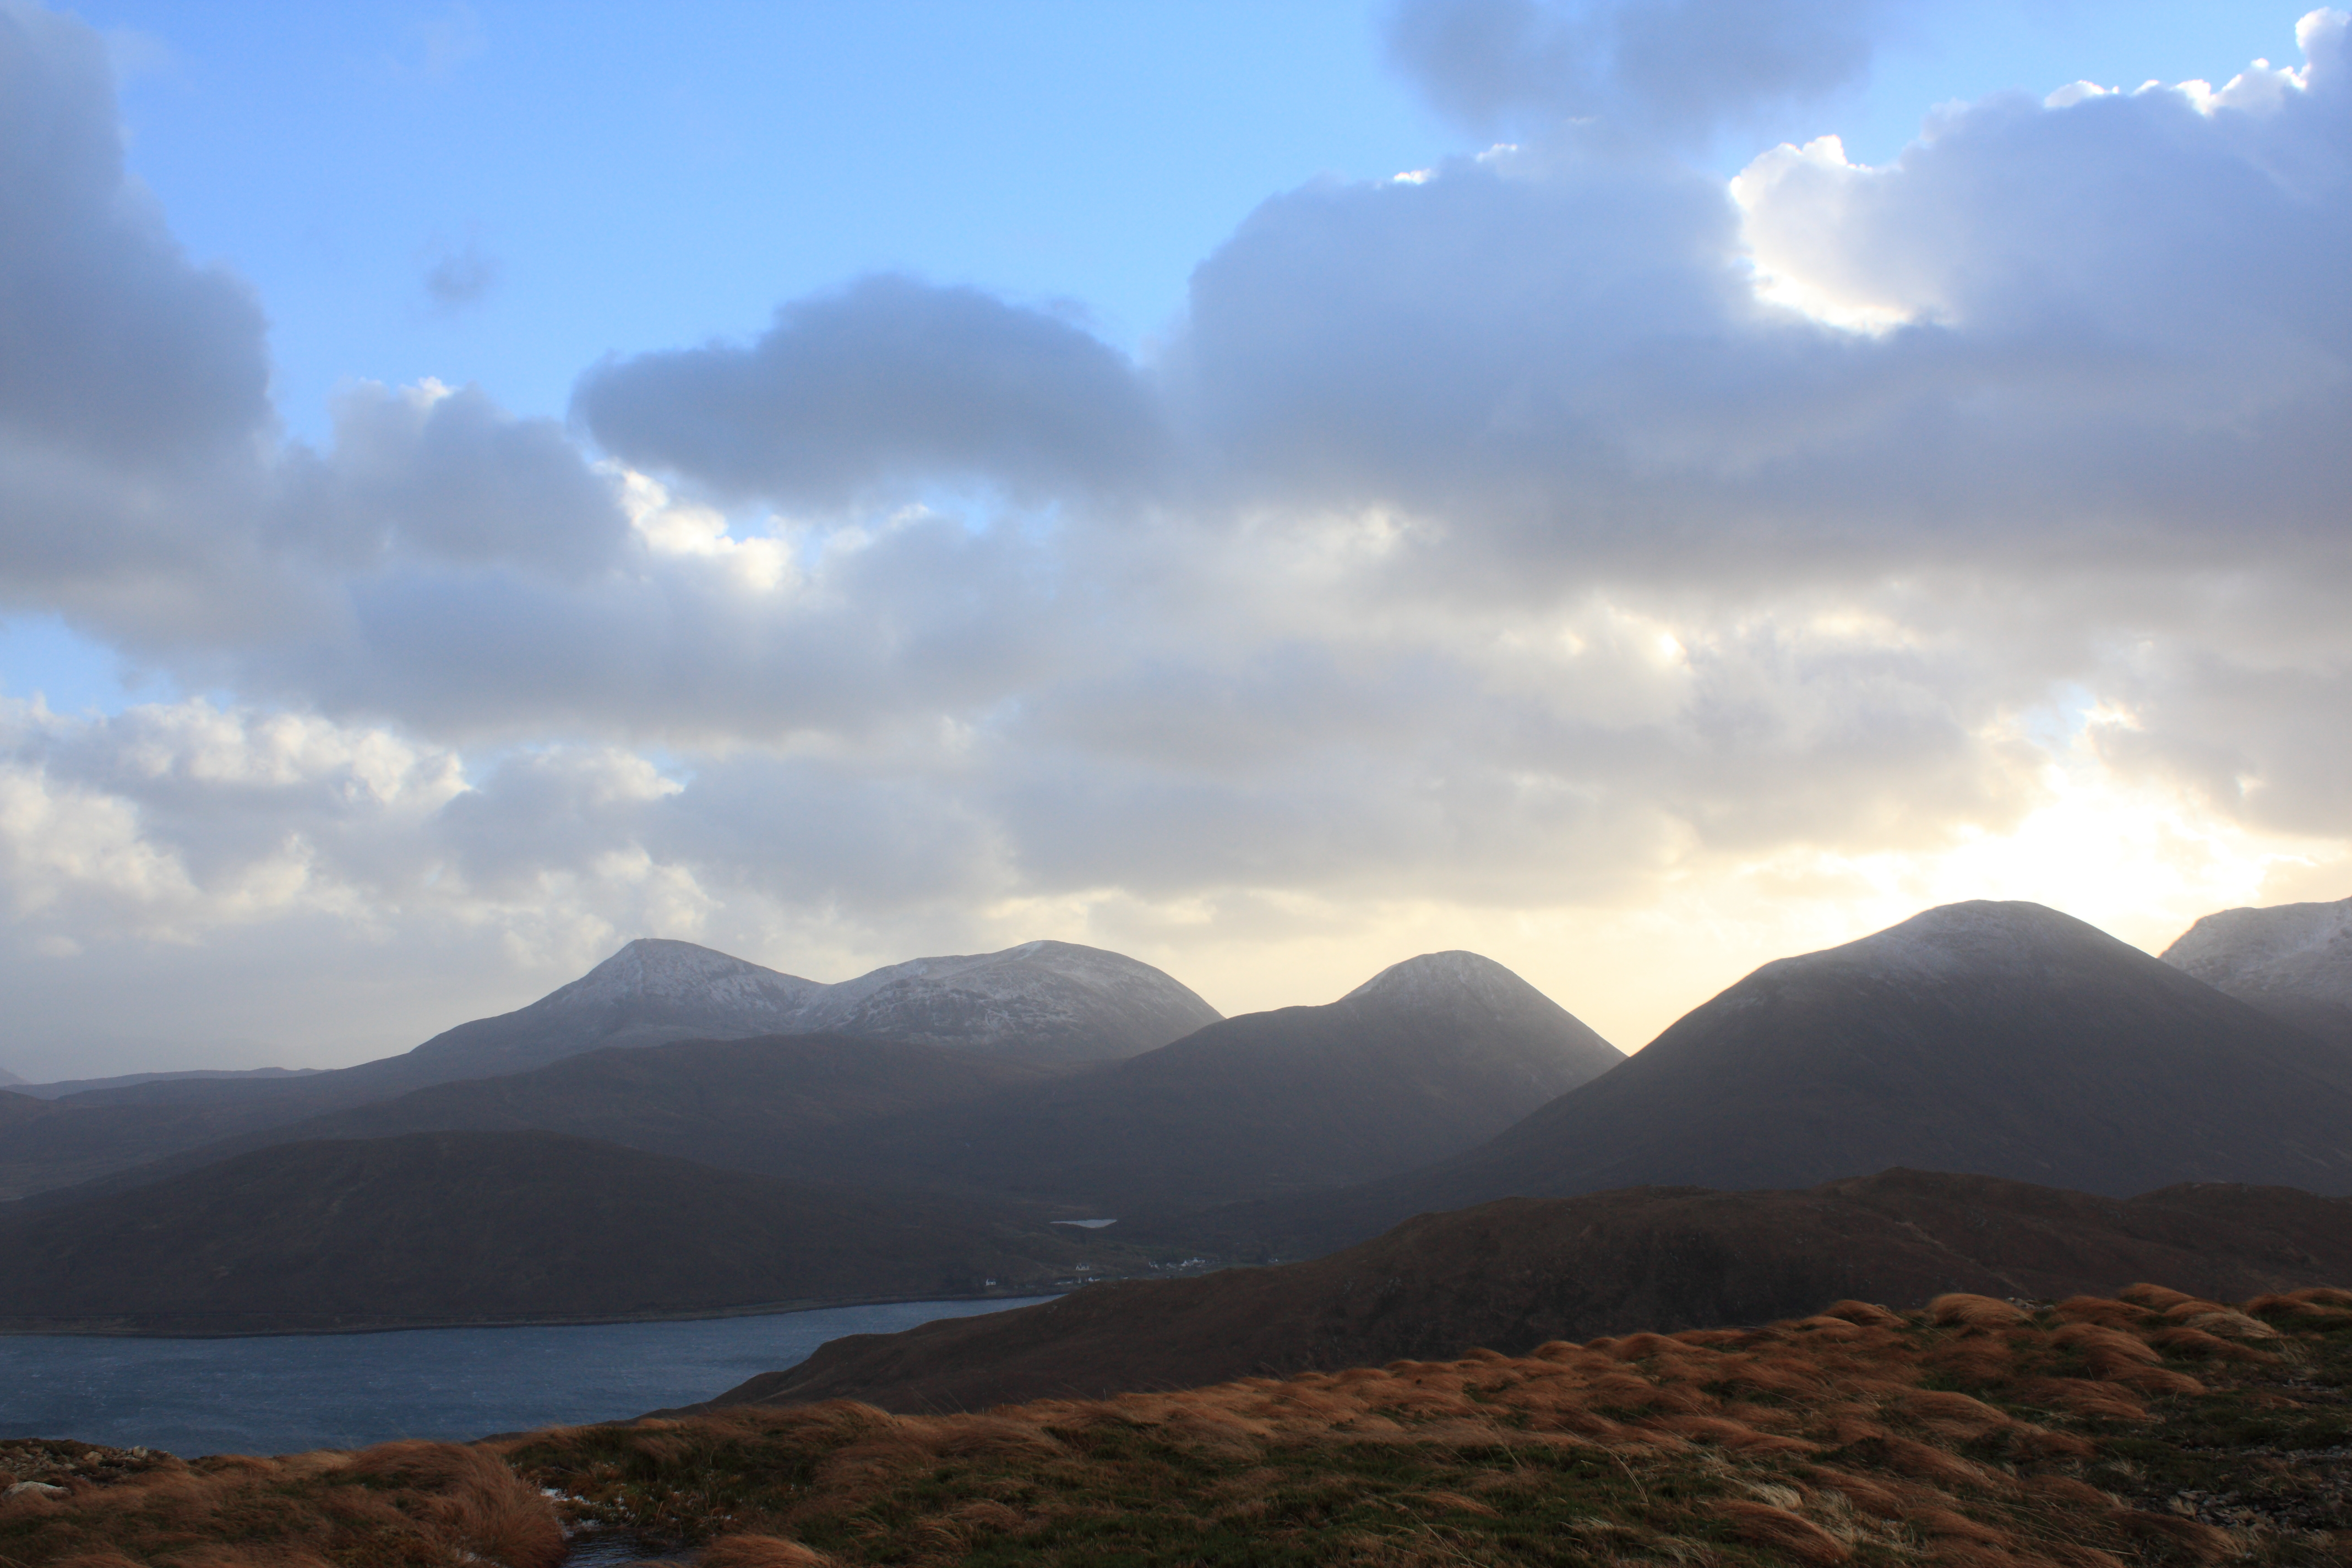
[1195,901,2352,1257]
[0,937,1218,1199]
[7,895,2352,1340]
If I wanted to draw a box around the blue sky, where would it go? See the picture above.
[72,1,2309,429]
[9,0,2306,716]
[0,1,2344,1077]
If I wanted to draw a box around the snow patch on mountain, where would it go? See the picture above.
[1782,900,2116,985]
[1339,949,1624,1077]
[1344,951,1544,1012]
[791,940,1222,1060]
[2163,897,2352,1008]
[481,936,1221,1067]
[538,938,825,1015]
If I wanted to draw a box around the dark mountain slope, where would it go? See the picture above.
[0,940,831,1199]
[2164,895,2352,1088]
[0,1131,1109,1334]
[1204,901,2352,1256]
[0,938,1218,1199]
[87,1033,1073,1191]
[829,950,1624,1212]
[23,950,1613,1216]
[694,1168,2352,1414]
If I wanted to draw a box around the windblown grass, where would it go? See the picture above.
[0,1436,562,1568]
[8,1285,2349,1566]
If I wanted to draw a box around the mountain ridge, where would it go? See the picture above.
[2163,894,2352,1088]
[1182,900,2352,1257]
[0,937,1221,1199]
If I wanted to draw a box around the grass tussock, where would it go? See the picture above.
[0,1436,561,1568]
[9,1283,2351,1567]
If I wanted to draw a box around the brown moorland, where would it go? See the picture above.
[6,1285,2348,1566]
[694,1169,2352,1415]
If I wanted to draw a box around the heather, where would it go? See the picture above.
[13,1283,2345,1567]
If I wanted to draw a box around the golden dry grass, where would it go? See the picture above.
[7,1283,2349,1567]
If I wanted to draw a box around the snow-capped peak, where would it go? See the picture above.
[537,938,822,1013]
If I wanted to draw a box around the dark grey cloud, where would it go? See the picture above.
[1385,0,1894,139]
[274,382,628,576]
[2,0,2350,1065]
[0,4,268,469]
[573,273,1167,508]
[0,7,625,619]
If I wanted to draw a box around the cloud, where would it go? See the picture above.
[1384,0,1896,139]
[1,2,2350,1071]
[0,3,268,471]
[421,237,498,310]
[275,380,628,577]
[573,274,1168,508]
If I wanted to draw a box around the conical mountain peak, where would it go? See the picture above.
[1334,899,2352,1240]
[1342,950,1542,1010]
[1774,900,2122,986]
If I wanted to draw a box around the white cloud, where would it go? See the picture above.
[0,4,2349,1076]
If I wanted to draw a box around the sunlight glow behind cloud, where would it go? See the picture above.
[0,1,2346,1076]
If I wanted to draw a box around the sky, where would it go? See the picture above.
[0,0,2346,1080]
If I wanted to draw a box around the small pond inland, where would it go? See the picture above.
[0,1298,1054,1457]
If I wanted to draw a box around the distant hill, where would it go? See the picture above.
[4,1066,322,1101]
[95,1033,1072,1189]
[2163,895,2352,1087]
[31,951,1616,1221]
[690,1168,2352,1414]
[814,950,1625,1212]
[0,937,1219,1199]
[1208,901,2352,1256]
[0,1130,1119,1334]
[374,937,1219,1089]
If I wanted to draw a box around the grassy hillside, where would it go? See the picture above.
[6,1284,2347,1566]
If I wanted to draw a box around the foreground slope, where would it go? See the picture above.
[2164,894,2352,1086]
[826,950,1624,1211]
[0,1130,1110,1333]
[1238,901,2352,1254]
[15,1287,2352,1566]
[698,1168,2352,1414]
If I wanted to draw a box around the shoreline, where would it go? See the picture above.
[0,1288,1065,1341]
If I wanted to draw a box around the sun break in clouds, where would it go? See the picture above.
[0,1,2345,1076]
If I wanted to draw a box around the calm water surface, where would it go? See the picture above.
[0,1298,1053,1458]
